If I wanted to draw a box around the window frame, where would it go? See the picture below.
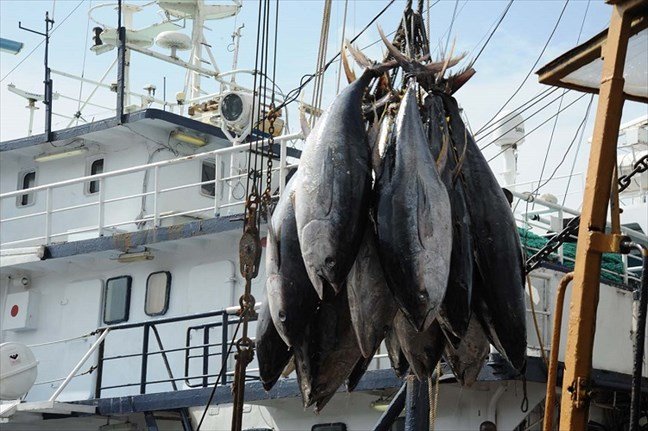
[16,169,37,208]
[85,156,105,195]
[144,271,171,317]
[103,275,132,325]
[199,160,216,198]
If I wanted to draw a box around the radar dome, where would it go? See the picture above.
[490,110,525,148]
[155,31,192,57]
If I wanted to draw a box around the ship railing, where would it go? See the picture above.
[91,302,392,400]
[0,132,301,249]
[511,190,647,285]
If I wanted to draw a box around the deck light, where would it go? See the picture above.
[117,250,154,263]
[34,147,88,162]
[170,130,207,147]
[0,38,24,55]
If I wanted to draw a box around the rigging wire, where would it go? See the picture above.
[1,0,86,83]
[270,0,396,116]
[477,88,569,150]
[474,0,570,136]
[74,0,92,126]
[442,0,460,58]
[475,86,558,138]
[530,95,594,198]
[469,0,514,66]
[562,0,592,206]
[335,0,350,94]
[486,93,588,163]
[534,0,591,202]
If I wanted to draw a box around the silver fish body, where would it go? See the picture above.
[443,316,489,387]
[425,94,473,344]
[442,94,527,372]
[347,225,397,358]
[266,175,319,347]
[393,311,445,380]
[376,82,452,331]
[294,71,375,298]
[256,300,292,391]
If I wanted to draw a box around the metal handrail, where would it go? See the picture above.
[0,132,301,247]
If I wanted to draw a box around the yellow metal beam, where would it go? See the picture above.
[558,1,634,429]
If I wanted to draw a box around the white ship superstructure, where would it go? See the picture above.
[1,1,647,430]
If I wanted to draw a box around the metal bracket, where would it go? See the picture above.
[567,377,591,409]
[589,231,629,254]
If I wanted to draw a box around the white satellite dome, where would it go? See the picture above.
[155,31,192,52]
[490,110,525,148]
[0,342,38,400]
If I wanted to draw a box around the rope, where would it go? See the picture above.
[470,0,514,66]
[335,0,349,94]
[475,0,570,136]
[429,362,441,430]
[28,331,95,348]
[34,365,96,386]
[526,275,548,366]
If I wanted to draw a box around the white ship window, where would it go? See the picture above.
[103,276,132,324]
[17,170,36,207]
[145,271,171,316]
[201,160,215,197]
[86,158,104,195]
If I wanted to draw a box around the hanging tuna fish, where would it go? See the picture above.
[442,94,527,372]
[375,81,452,331]
[294,65,391,300]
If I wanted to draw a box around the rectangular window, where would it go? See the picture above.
[103,276,132,324]
[17,170,36,207]
[201,161,215,197]
[86,158,104,194]
[145,271,171,316]
[312,424,347,431]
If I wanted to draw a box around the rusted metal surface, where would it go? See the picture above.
[558,1,635,429]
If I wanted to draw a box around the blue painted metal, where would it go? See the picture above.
[404,379,428,431]
[144,411,159,431]
[372,383,406,431]
[0,108,303,159]
[45,214,243,260]
[0,37,23,55]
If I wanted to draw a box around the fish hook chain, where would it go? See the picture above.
[262,104,278,216]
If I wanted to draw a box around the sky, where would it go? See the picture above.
[1,0,647,209]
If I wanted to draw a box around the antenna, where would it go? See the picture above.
[18,11,54,141]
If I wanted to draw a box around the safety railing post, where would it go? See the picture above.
[279,140,287,195]
[214,154,221,216]
[140,324,150,394]
[153,166,160,227]
[202,325,210,387]
[221,313,229,385]
[98,178,105,233]
[45,187,52,244]
[94,334,106,399]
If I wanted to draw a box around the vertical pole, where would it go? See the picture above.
[558,3,632,429]
[279,140,287,195]
[202,325,210,387]
[45,187,52,244]
[153,166,160,227]
[140,324,150,394]
[214,155,221,216]
[221,313,229,385]
[116,0,126,123]
[98,178,105,233]
[44,12,54,142]
[404,379,429,431]
[94,335,106,399]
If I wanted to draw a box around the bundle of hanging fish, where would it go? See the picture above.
[256,30,527,413]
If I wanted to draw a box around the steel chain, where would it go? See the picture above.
[262,104,277,216]
[525,154,648,273]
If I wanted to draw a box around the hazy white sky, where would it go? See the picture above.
[1,0,646,208]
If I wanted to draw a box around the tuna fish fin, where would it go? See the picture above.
[446,66,476,95]
[435,38,459,83]
[345,39,372,69]
[299,106,311,139]
[435,130,449,173]
[341,43,357,84]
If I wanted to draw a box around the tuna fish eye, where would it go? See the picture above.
[278,310,287,322]
[324,256,336,268]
